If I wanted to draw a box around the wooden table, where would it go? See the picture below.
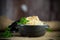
[0,31,60,40]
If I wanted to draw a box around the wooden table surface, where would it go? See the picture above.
[0,31,60,40]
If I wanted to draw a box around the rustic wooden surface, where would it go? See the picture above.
[0,31,60,40]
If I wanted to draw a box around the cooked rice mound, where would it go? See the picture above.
[26,16,44,25]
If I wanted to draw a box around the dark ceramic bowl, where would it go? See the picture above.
[17,25,49,37]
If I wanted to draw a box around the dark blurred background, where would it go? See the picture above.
[0,0,60,21]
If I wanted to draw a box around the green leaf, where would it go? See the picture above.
[17,17,29,25]
[46,28,53,32]
[0,27,13,38]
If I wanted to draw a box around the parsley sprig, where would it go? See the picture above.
[17,17,29,25]
[0,27,12,38]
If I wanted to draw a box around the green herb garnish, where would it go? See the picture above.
[46,28,53,32]
[0,27,12,38]
[17,17,29,25]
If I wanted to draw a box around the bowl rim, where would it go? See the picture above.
[17,24,48,26]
